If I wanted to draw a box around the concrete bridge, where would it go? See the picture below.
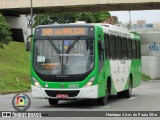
[1,0,160,16]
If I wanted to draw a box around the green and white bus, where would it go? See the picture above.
[28,23,141,105]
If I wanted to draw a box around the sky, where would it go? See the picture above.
[110,10,160,24]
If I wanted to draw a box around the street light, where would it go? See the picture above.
[128,10,132,30]
[26,0,33,51]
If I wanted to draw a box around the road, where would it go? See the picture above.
[0,80,160,120]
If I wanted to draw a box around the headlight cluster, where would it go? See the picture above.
[84,77,95,87]
[32,77,41,88]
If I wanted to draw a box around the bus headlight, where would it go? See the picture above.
[85,77,95,87]
[32,77,41,88]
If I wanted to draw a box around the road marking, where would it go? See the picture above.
[105,106,110,109]
[129,97,136,100]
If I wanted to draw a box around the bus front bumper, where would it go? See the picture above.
[31,85,98,99]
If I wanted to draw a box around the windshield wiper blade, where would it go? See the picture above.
[49,40,61,54]
[65,37,80,64]
[48,40,62,64]
[65,37,80,54]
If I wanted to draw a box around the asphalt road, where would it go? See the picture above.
[0,80,160,120]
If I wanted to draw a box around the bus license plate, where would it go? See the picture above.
[56,94,68,99]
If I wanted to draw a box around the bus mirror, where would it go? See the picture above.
[26,35,33,52]
[26,41,30,52]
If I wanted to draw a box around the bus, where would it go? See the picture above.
[27,23,141,105]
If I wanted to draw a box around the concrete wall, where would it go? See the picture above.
[140,31,160,44]
[141,43,160,56]
[142,56,160,79]
[140,30,160,79]
[140,31,160,57]
[5,15,30,43]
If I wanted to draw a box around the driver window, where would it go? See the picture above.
[98,38,104,61]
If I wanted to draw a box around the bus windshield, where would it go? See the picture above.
[34,38,94,75]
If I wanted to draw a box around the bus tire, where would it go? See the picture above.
[123,78,132,98]
[117,91,125,98]
[97,83,108,105]
[117,78,132,98]
[97,96,107,105]
[48,99,59,105]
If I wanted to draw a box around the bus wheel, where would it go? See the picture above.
[48,99,59,105]
[123,78,132,98]
[117,78,132,98]
[117,91,125,98]
[97,95,107,105]
[97,84,108,105]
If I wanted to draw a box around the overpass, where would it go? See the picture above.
[1,0,160,16]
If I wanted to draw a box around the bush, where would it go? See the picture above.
[141,73,151,81]
[0,13,12,48]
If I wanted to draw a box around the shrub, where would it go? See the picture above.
[0,13,12,48]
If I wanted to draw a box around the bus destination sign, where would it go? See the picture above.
[40,27,88,36]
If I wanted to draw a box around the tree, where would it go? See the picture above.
[34,11,110,26]
[92,11,111,23]
[0,13,12,49]
[75,12,94,23]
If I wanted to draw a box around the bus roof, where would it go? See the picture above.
[35,23,95,28]
[35,23,140,40]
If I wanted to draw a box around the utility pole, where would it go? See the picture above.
[30,0,33,35]
[129,11,131,24]
[128,10,132,30]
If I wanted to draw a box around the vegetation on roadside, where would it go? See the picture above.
[141,73,151,81]
[0,41,30,94]
[34,11,111,26]
[0,13,12,49]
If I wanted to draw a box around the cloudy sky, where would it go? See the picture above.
[110,10,160,23]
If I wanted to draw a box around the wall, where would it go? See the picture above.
[5,15,30,43]
[142,56,160,79]
[139,30,160,79]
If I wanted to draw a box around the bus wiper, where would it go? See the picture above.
[49,40,60,54]
[65,37,80,64]
[48,40,62,63]
[65,37,80,54]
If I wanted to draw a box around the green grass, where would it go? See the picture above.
[0,41,30,94]
[141,73,151,81]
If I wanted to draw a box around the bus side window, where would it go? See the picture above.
[138,41,141,59]
[122,38,127,59]
[104,34,110,59]
[117,37,122,59]
[132,40,136,59]
[98,40,104,61]
[110,35,117,59]
[135,41,137,59]
[128,39,132,59]
[109,36,112,59]
[136,41,141,59]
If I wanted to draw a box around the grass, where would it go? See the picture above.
[141,73,151,81]
[0,41,30,94]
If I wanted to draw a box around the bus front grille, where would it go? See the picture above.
[45,90,80,97]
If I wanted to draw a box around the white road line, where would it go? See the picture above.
[129,97,136,100]
[105,106,110,109]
